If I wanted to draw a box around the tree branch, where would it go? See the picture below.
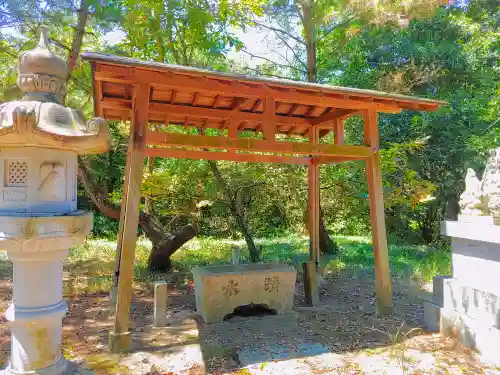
[239,66,295,81]
[240,48,307,74]
[77,161,121,220]
[49,38,72,52]
[273,30,307,69]
[174,23,190,65]
[316,14,357,42]
[253,20,306,46]
[67,0,89,80]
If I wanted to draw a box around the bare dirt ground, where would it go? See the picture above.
[0,266,499,375]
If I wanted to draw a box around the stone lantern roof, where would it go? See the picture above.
[0,26,109,154]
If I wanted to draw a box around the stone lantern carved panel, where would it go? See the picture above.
[0,148,77,213]
[3,159,29,203]
[5,160,28,187]
[3,190,27,202]
[38,161,66,201]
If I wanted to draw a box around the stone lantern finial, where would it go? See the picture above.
[17,25,68,104]
[37,25,50,47]
[0,26,109,154]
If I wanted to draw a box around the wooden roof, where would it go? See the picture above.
[83,52,446,137]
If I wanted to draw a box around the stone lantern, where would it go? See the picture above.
[0,27,109,374]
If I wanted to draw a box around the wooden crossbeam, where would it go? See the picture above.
[304,105,317,117]
[95,69,402,113]
[316,155,361,164]
[191,92,198,105]
[170,89,177,104]
[145,131,373,158]
[251,99,262,112]
[287,103,299,115]
[212,95,220,108]
[144,148,312,165]
[312,108,360,126]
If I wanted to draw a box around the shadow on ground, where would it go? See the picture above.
[0,253,488,375]
[195,268,433,371]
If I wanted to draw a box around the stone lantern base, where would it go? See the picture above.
[0,212,93,375]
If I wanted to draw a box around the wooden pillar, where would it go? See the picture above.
[308,127,320,265]
[334,119,344,145]
[110,147,131,305]
[263,96,276,140]
[303,261,318,306]
[109,83,150,352]
[363,109,392,315]
[305,126,320,306]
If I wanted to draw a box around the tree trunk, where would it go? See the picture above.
[195,127,260,262]
[302,0,317,83]
[64,0,89,104]
[232,204,260,262]
[147,225,196,271]
[205,159,260,262]
[65,7,193,272]
[319,211,339,255]
[77,162,195,271]
[144,156,156,214]
[302,0,338,256]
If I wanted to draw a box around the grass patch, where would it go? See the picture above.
[63,232,449,293]
[170,235,310,271]
[332,236,451,283]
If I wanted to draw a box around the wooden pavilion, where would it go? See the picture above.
[82,52,446,352]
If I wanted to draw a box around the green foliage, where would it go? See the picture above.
[0,0,498,255]
[115,0,263,65]
[315,0,499,243]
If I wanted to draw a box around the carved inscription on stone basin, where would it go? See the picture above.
[192,263,296,323]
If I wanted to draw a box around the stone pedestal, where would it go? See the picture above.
[425,219,500,365]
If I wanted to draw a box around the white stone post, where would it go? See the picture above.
[0,26,109,375]
[153,281,168,327]
[231,245,241,265]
